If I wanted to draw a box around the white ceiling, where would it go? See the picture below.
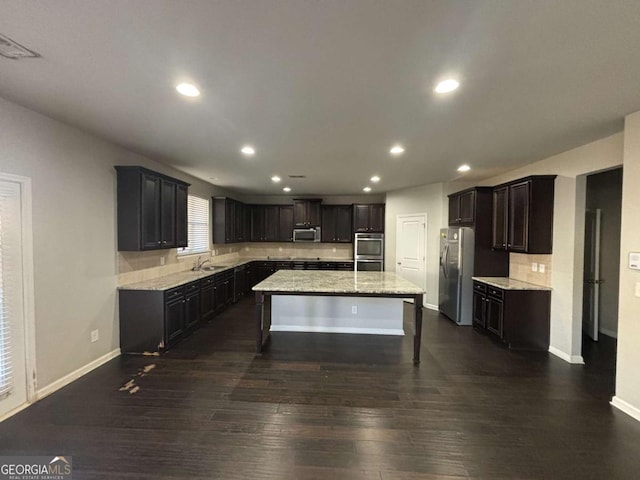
[1,1,640,195]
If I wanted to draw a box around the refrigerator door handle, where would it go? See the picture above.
[441,243,449,279]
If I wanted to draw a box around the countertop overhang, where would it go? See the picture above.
[253,270,425,296]
[472,276,552,291]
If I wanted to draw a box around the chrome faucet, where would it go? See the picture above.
[192,256,212,271]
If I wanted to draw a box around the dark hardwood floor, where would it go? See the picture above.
[1,297,638,479]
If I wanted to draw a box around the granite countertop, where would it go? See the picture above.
[472,276,552,291]
[119,258,354,291]
[252,270,425,295]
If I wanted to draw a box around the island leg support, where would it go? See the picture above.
[413,294,423,365]
[255,292,264,353]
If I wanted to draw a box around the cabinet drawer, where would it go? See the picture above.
[473,282,487,294]
[185,281,200,294]
[200,275,215,287]
[487,286,504,300]
[165,286,185,302]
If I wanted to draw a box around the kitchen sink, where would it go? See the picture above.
[201,265,229,272]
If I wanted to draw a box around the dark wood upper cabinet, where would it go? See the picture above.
[279,205,294,242]
[508,181,529,252]
[322,205,353,242]
[176,184,188,248]
[491,186,509,250]
[353,204,385,233]
[141,173,161,249]
[491,176,556,254]
[293,199,321,227]
[448,189,476,226]
[213,197,250,244]
[264,206,280,242]
[250,205,282,242]
[160,179,177,248]
[115,166,189,251]
[250,205,265,242]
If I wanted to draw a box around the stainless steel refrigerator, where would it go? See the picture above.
[438,227,475,325]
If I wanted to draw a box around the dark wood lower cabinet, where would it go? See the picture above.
[472,280,551,350]
[119,260,357,354]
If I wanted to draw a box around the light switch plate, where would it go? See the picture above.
[629,253,640,270]
[539,264,546,273]
[531,262,538,272]
[635,282,640,298]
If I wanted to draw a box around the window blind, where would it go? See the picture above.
[178,195,210,256]
[0,181,21,400]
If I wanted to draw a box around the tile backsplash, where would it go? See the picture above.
[117,242,353,286]
[509,253,552,287]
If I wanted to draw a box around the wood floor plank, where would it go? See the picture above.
[0,297,637,479]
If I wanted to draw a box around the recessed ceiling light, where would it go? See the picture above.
[434,79,460,94]
[283,186,291,192]
[363,186,372,193]
[241,146,255,156]
[370,175,381,183]
[176,83,200,97]
[390,145,405,156]
[457,164,471,172]
[271,175,281,183]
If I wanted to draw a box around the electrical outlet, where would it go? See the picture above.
[160,256,165,266]
[332,247,336,252]
[351,306,357,314]
[91,329,99,343]
[531,262,538,272]
[635,282,640,298]
[278,247,283,252]
[539,264,546,273]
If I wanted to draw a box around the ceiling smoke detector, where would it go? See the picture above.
[0,33,40,59]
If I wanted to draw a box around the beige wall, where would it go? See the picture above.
[384,182,444,308]
[0,97,224,388]
[613,111,640,419]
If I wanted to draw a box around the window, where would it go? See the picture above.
[178,195,210,256]
[0,180,22,401]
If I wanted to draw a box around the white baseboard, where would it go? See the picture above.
[36,348,121,400]
[599,328,618,339]
[270,325,405,336]
[548,346,585,364]
[0,402,32,423]
[425,303,439,311]
[611,396,640,422]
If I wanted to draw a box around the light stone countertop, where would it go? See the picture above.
[472,276,552,291]
[118,258,354,291]
[253,270,425,295]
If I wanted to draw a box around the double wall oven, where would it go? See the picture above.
[354,233,384,271]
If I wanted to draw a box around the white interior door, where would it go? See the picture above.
[0,178,33,420]
[395,214,427,303]
[582,208,601,341]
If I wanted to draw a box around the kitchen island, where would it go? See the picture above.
[253,270,426,364]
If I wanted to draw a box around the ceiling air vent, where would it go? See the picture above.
[0,33,40,59]
[288,175,306,179]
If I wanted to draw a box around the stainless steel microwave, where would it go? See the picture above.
[293,227,321,242]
